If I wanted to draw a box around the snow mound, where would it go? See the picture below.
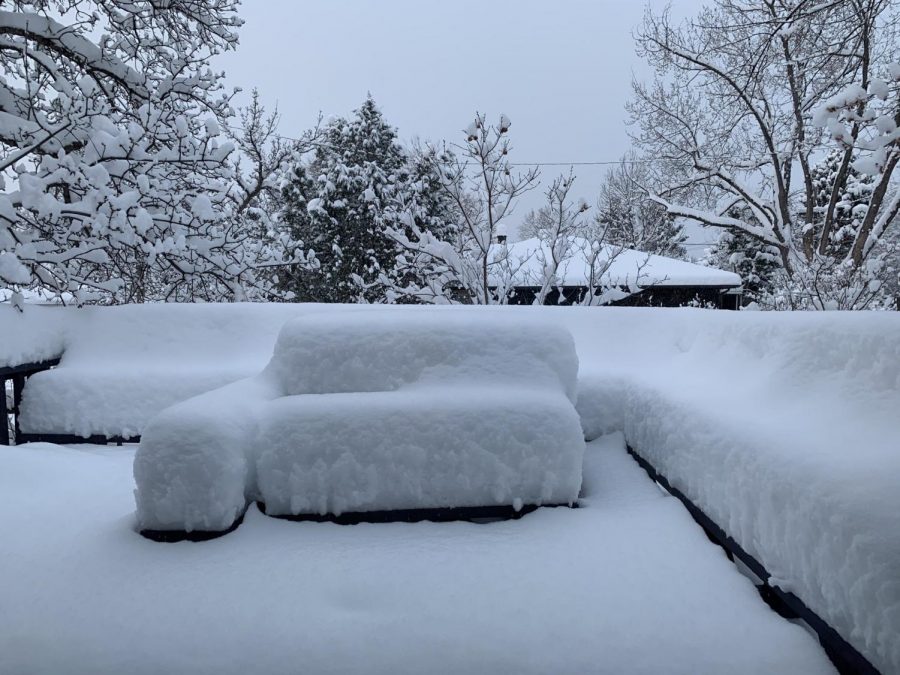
[134,377,278,533]
[0,305,67,368]
[267,312,578,401]
[135,311,584,531]
[255,388,583,516]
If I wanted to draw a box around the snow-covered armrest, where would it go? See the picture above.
[133,376,279,533]
[134,312,585,535]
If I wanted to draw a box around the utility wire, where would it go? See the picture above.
[223,124,674,167]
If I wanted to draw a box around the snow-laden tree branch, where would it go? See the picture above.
[0,1,301,305]
[385,113,540,305]
[629,0,900,308]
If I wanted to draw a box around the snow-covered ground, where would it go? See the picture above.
[2,303,897,671]
[0,434,833,675]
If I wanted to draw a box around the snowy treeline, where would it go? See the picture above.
[0,2,687,308]
[2,0,898,309]
[0,1,318,306]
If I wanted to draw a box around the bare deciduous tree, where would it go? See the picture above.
[387,113,540,304]
[530,171,589,304]
[629,0,900,308]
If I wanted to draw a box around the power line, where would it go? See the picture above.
[223,124,672,167]
[507,160,656,167]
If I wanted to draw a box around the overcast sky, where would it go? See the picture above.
[217,0,709,248]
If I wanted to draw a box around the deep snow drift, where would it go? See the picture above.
[0,436,834,675]
[135,312,585,531]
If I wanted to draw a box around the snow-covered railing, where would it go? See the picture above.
[1,358,61,446]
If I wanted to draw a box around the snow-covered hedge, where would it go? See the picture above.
[134,312,584,531]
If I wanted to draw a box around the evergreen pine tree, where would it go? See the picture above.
[705,210,782,304]
[808,149,876,258]
[277,96,408,302]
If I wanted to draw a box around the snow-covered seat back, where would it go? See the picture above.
[267,313,579,401]
[18,303,311,438]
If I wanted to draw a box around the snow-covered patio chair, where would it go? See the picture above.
[134,312,585,539]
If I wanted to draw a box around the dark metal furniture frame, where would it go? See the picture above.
[627,445,879,675]
[1,357,140,445]
[1,358,60,446]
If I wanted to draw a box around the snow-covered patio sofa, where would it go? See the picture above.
[133,312,585,535]
[570,310,900,675]
[12,303,310,441]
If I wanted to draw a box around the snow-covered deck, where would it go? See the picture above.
[0,434,832,674]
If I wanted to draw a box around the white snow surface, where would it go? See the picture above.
[0,435,834,675]
[489,236,742,288]
[2,302,898,671]
[135,312,584,529]
[254,386,583,516]
[570,309,900,675]
[0,305,67,368]
[15,303,308,437]
[267,312,578,400]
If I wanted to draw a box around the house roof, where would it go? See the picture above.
[488,236,741,289]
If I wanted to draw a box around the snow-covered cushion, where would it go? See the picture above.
[267,313,579,401]
[134,312,585,533]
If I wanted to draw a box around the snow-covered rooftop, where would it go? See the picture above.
[489,237,741,288]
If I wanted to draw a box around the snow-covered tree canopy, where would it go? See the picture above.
[275,96,457,304]
[0,1,283,304]
[595,153,687,260]
[276,96,406,303]
[629,0,900,308]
